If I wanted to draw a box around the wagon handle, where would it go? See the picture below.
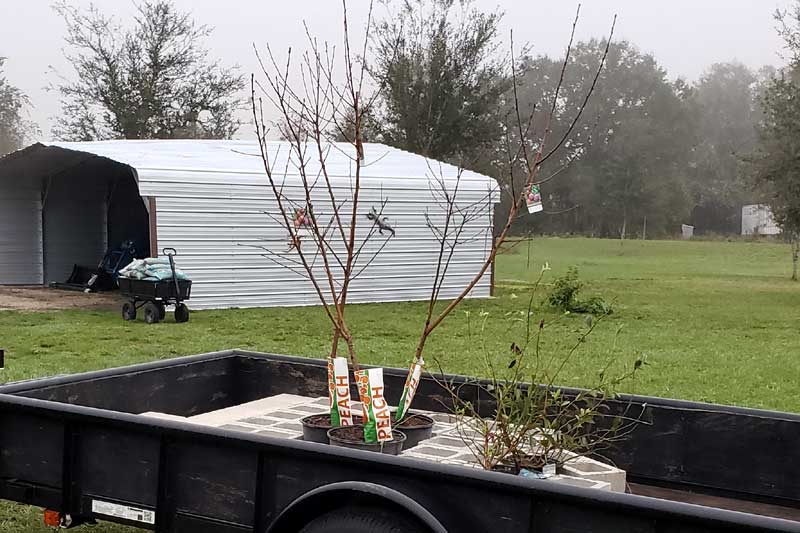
[162,248,181,303]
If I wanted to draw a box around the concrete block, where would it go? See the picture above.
[292,404,328,414]
[218,424,259,433]
[275,422,303,432]
[139,412,199,424]
[189,394,324,426]
[561,455,626,493]
[426,436,468,449]
[548,474,612,491]
[256,429,301,439]
[409,446,460,459]
[181,393,623,494]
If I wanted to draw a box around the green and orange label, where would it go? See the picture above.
[355,368,393,442]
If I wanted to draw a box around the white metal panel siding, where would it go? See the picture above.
[741,204,781,236]
[48,141,499,310]
[146,170,494,310]
[43,175,108,283]
[0,176,43,284]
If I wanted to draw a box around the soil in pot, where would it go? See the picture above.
[395,412,434,449]
[327,424,406,455]
[302,414,363,444]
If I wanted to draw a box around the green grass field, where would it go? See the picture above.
[1,237,798,531]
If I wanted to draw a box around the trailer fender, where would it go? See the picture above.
[266,481,447,533]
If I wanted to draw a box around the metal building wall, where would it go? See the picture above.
[0,175,43,284]
[741,204,781,236]
[42,173,108,284]
[51,141,498,310]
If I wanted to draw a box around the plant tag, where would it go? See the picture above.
[356,368,393,442]
[91,499,155,524]
[328,357,353,426]
[526,184,543,213]
[395,358,424,421]
[542,463,557,477]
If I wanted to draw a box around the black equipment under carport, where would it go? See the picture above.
[117,248,192,324]
[49,240,138,292]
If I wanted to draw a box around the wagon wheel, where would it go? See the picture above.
[122,302,136,321]
[174,303,190,323]
[156,302,166,321]
[143,302,161,324]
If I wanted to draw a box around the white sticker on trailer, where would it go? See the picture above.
[91,499,155,524]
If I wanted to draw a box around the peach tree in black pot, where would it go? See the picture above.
[251,1,613,453]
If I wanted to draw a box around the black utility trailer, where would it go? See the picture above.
[0,351,799,532]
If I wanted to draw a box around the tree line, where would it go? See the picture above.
[1,0,799,243]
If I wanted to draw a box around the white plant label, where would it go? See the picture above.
[332,356,354,425]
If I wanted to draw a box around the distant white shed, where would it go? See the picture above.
[0,140,498,309]
[741,204,781,236]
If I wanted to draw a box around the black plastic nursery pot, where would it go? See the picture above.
[301,413,363,443]
[395,412,435,449]
[327,425,407,455]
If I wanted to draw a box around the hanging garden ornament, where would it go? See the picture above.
[526,184,543,213]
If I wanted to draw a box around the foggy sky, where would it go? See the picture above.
[0,0,793,141]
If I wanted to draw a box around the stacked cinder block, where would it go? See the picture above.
[140,395,625,492]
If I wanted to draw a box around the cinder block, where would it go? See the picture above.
[140,412,197,423]
[292,404,328,414]
[189,394,324,426]
[560,456,626,493]
[256,429,301,439]
[182,393,623,494]
[404,446,459,459]
[218,424,259,433]
[548,474,612,491]
[426,436,468,449]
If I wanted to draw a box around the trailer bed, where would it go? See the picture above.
[1,350,798,532]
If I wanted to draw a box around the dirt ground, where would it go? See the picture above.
[0,286,122,311]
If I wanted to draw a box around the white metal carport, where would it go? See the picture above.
[1,140,498,309]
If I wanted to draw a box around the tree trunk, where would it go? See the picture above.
[793,238,799,282]
[620,210,627,245]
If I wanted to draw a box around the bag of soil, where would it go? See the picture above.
[327,357,354,426]
[355,368,393,443]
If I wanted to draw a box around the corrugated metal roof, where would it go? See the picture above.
[48,140,495,187]
[44,140,499,310]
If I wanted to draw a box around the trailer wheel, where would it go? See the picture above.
[156,302,166,321]
[143,302,161,324]
[299,506,426,533]
[175,303,190,323]
[122,302,136,321]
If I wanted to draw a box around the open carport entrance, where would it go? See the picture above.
[0,145,152,287]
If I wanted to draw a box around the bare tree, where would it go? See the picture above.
[0,57,37,156]
[52,0,245,141]
[412,8,616,365]
[251,3,614,420]
[250,1,391,371]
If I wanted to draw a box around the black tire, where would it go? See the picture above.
[156,302,167,321]
[143,302,161,324]
[174,303,190,323]
[122,302,136,321]
[299,506,426,533]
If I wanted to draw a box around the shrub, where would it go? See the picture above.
[432,266,646,473]
[547,266,612,315]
